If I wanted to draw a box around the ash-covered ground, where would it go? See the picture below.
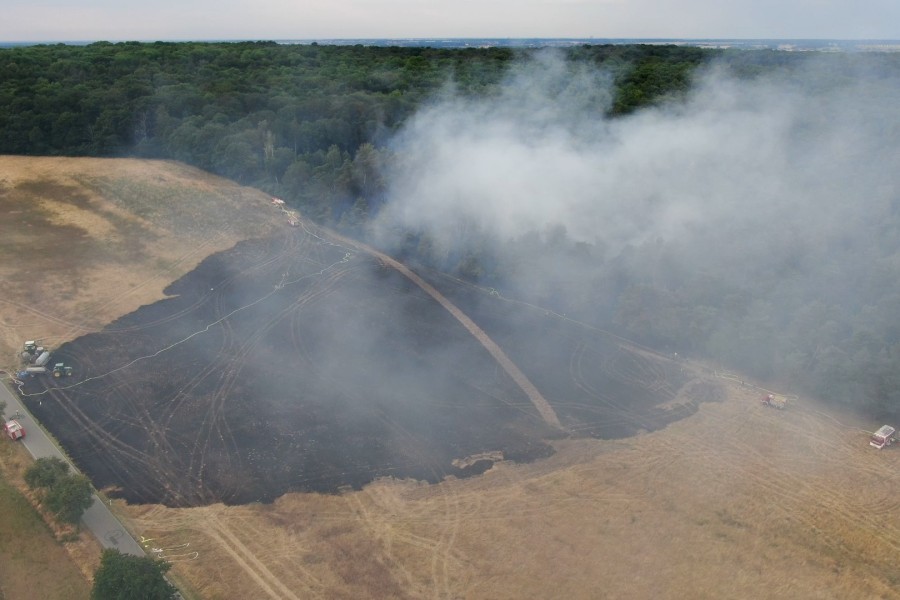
[21,227,706,506]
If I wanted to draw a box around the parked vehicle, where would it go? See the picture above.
[52,363,73,377]
[3,420,25,441]
[870,425,896,449]
[761,393,786,410]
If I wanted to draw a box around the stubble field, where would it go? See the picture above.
[1,157,898,599]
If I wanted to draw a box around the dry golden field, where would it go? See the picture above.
[1,157,898,599]
[0,437,92,600]
[0,155,283,369]
[121,376,900,600]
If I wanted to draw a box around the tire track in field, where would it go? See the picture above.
[199,509,315,600]
[70,347,190,489]
[567,340,653,432]
[56,224,239,342]
[342,491,434,598]
[647,382,900,561]
[340,395,462,599]
[179,232,349,500]
[345,477,466,600]
[187,255,361,502]
[390,416,463,600]
[33,383,193,504]
[762,402,900,519]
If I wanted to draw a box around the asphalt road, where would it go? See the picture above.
[1,379,145,557]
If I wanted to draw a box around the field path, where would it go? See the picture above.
[198,508,315,600]
[324,227,563,431]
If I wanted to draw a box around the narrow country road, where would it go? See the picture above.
[1,379,145,557]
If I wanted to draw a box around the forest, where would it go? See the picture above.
[2,41,899,418]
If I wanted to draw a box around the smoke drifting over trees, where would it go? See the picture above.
[379,51,894,255]
[2,41,898,416]
[374,50,900,416]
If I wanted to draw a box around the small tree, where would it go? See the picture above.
[92,549,177,600]
[24,456,70,490]
[0,399,6,419]
[24,457,94,525]
[44,473,94,524]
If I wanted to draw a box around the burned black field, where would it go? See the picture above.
[21,225,707,507]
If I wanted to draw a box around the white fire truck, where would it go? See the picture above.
[869,425,896,449]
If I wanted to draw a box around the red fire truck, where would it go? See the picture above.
[3,419,25,441]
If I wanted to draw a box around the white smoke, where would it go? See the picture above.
[373,50,900,277]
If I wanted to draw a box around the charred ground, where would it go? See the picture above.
[5,158,899,599]
[20,225,703,507]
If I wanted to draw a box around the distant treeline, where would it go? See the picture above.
[0,41,706,207]
[3,41,900,418]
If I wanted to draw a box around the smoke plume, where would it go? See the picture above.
[373,50,900,294]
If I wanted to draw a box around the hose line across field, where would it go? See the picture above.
[323,226,564,431]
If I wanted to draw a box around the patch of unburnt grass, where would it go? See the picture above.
[327,535,412,600]
[72,174,275,239]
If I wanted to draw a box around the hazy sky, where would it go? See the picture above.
[4,0,899,42]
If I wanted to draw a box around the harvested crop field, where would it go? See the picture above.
[0,155,283,366]
[2,157,899,599]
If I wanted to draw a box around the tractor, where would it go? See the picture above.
[52,363,73,378]
[761,393,786,410]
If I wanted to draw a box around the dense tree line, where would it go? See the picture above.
[3,41,899,418]
[0,42,513,166]
[0,42,705,212]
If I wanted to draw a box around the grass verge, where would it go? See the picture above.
[0,441,91,600]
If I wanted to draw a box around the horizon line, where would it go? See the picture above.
[3,37,900,43]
